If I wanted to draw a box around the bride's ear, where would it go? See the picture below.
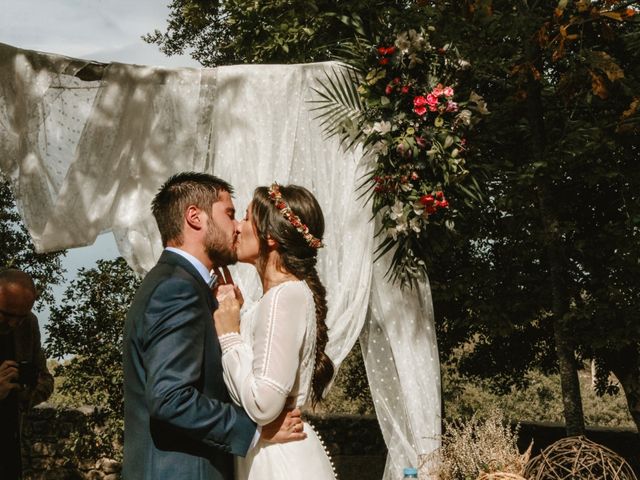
[266,234,278,249]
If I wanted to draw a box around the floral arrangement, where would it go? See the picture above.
[314,28,487,285]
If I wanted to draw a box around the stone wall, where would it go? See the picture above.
[21,405,121,480]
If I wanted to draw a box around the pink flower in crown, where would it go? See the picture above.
[443,86,454,97]
[432,84,444,97]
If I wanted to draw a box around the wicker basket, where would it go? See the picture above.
[524,436,637,480]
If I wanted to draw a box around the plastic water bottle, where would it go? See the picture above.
[403,467,418,478]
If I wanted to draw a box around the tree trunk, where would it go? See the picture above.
[523,22,586,435]
[536,185,586,436]
[608,347,640,435]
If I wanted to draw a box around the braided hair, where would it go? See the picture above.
[251,185,334,407]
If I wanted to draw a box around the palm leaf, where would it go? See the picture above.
[309,65,365,146]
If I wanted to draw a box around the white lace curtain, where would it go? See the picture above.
[0,42,441,479]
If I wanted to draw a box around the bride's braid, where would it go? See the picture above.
[252,185,335,407]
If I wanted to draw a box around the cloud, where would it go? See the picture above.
[0,0,199,66]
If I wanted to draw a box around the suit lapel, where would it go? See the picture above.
[158,250,216,311]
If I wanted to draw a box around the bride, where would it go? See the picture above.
[213,183,337,480]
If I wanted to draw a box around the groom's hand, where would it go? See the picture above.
[260,408,307,443]
[212,266,244,308]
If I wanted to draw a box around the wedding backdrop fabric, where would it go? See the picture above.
[0,42,441,478]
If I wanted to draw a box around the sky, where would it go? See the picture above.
[0,0,201,337]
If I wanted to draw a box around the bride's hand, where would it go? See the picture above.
[213,286,241,335]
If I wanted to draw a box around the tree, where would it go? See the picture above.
[45,258,140,460]
[0,175,65,307]
[424,0,640,435]
[145,0,413,66]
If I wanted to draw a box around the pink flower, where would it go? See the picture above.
[426,93,439,107]
[414,96,428,107]
[432,84,444,97]
[415,136,427,148]
[401,85,410,94]
[385,85,393,95]
[446,101,459,112]
[443,86,454,97]
[414,106,427,116]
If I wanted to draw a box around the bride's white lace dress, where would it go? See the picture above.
[219,280,337,480]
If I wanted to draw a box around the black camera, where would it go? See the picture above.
[17,361,38,388]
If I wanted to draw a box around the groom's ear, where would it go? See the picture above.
[185,205,203,231]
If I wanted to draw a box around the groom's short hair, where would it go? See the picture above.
[152,172,234,247]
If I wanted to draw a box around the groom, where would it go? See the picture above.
[123,172,304,480]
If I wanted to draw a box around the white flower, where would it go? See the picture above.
[362,123,374,135]
[408,29,427,52]
[469,91,489,114]
[389,200,405,221]
[408,53,423,69]
[457,59,471,70]
[373,120,392,135]
[372,140,389,155]
[400,182,413,192]
[395,31,411,53]
[409,217,422,233]
[395,29,427,55]
[386,223,407,240]
[413,201,424,215]
[456,109,473,126]
[340,118,360,138]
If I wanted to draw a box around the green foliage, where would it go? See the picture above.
[321,341,375,415]
[443,363,634,429]
[145,0,433,66]
[0,175,65,307]
[45,258,140,461]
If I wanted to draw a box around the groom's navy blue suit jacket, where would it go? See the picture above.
[123,250,256,480]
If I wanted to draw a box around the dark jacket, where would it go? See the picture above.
[123,250,255,480]
[13,313,54,419]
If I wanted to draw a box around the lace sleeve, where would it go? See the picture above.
[221,282,309,425]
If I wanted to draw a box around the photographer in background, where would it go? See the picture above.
[0,269,54,480]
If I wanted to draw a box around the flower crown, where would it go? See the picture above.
[267,183,324,249]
